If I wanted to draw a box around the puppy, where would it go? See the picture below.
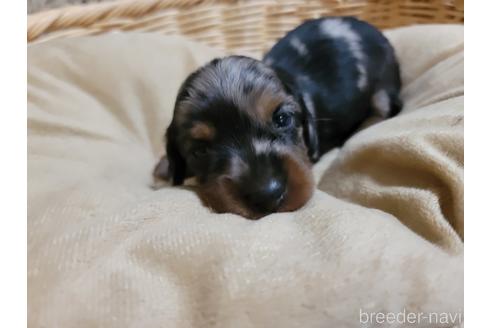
[154,17,402,219]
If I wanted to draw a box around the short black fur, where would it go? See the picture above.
[263,16,402,160]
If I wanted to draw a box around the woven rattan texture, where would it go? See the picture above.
[28,0,464,55]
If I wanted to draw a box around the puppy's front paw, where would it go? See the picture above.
[152,155,171,189]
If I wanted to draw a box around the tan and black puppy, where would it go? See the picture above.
[154,17,402,219]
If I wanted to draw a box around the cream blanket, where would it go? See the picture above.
[28,25,464,327]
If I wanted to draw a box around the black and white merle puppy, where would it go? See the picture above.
[154,17,402,219]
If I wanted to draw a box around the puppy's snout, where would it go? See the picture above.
[243,175,287,214]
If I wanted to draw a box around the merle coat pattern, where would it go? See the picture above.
[154,17,402,219]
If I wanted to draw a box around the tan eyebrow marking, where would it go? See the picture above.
[255,92,285,123]
[189,122,216,140]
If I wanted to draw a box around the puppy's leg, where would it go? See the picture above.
[152,155,170,189]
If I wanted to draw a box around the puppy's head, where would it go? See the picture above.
[155,56,317,219]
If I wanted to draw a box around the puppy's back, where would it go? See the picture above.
[263,17,401,154]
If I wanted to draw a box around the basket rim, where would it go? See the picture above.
[27,0,215,41]
[27,0,464,43]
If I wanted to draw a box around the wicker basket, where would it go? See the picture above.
[27,0,464,56]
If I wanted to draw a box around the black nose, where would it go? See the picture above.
[244,177,286,214]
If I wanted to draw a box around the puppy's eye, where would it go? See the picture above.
[273,110,294,129]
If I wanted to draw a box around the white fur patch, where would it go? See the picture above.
[320,18,367,90]
[253,139,271,154]
[289,37,308,56]
[371,89,391,117]
[252,139,291,156]
[228,155,248,178]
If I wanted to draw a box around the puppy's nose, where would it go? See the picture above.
[246,177,286,214]
[262,179,285,202]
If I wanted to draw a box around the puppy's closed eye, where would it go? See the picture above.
[191,146,211,159]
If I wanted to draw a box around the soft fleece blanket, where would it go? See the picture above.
[27,25,464,327]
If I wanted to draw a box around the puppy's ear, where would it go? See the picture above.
[298,93,320,162]
[153,125,187,185]
[156,64,209,185]
[164,124,188,185]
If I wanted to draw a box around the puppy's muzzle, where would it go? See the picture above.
[242,175,287,214]
[238,154,288,214]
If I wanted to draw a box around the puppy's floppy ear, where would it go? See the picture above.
[298,93,320,162]
[164,123,188,185]
[155,64,210,185]
[153,124,187,185]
